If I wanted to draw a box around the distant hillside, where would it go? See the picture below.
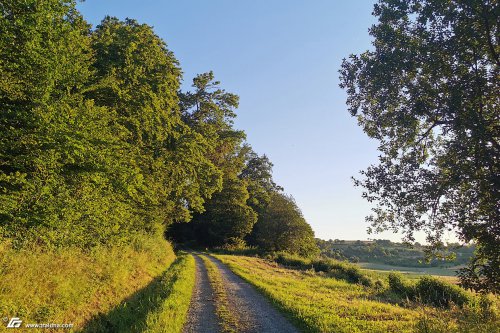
[316,239,474,268]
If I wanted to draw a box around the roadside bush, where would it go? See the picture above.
[322,260,372,286]
[273,252,372,286]
[416,276,470,308]
[275,252,313,270]
[388,273,472,308]
[415,295,499,333]
[388,272,416,299]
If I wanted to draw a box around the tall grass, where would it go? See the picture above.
[0,233,176,331]
[82,253,196,333]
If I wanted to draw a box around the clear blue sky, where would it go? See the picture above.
[77,0,416,242]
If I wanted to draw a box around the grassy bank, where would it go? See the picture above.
[0,233,189,332]
[214,254,499,333]
[82,253,196,333]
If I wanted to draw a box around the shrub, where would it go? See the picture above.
[273,253,372,286]
[415,276,471,308]
[415,295,499,333]
[274,252,313,270]
[324,261,373,287]
[388,273,472,308]
[388,272,416,299]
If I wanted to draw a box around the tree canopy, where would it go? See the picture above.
[340,0,499,293]
[0,0,318,258]
[251,192,319,257]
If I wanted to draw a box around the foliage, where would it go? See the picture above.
[0,0,124,247]
[251,192,319,257]
[273,252,371,286]
[388,273,472,308]
[0,0,313,254]
[240,150,282,215]
[458,244,500,294]
[192,175,257,246]
[340,0,500,293]
[89,17,221,227]
[0,1,221,247]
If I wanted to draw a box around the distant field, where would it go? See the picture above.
[358,262,460,285]
[358,262,459,277]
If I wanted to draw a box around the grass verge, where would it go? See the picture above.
[199,255,240,333]
[82,253,196,333]
[142,253,195,333]
[0,233,175,332]
[215,254,430,333]
[215,255,499,333]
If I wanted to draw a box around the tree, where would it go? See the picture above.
[240,150,282,207]
[192,175,257,246]
[0,0,122,247]
[340,0,499,293]
[89,18,221,228]
[170,72,256,246]
[253,192,319,257]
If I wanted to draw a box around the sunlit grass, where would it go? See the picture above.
[0,233,176,331]
[81,253,196,333]
[141,253,195,333]
[213,254,437,333]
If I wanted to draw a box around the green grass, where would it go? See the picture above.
[200,255,239,333]
[141,253,195,333]
[213,254,499,333]
[82,253,196,333]
[214,254,418,332]
[0,233,194,332]
[358,262,460,277]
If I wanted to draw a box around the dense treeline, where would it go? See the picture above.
[0,0,317,256]
[317,239,474,268]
